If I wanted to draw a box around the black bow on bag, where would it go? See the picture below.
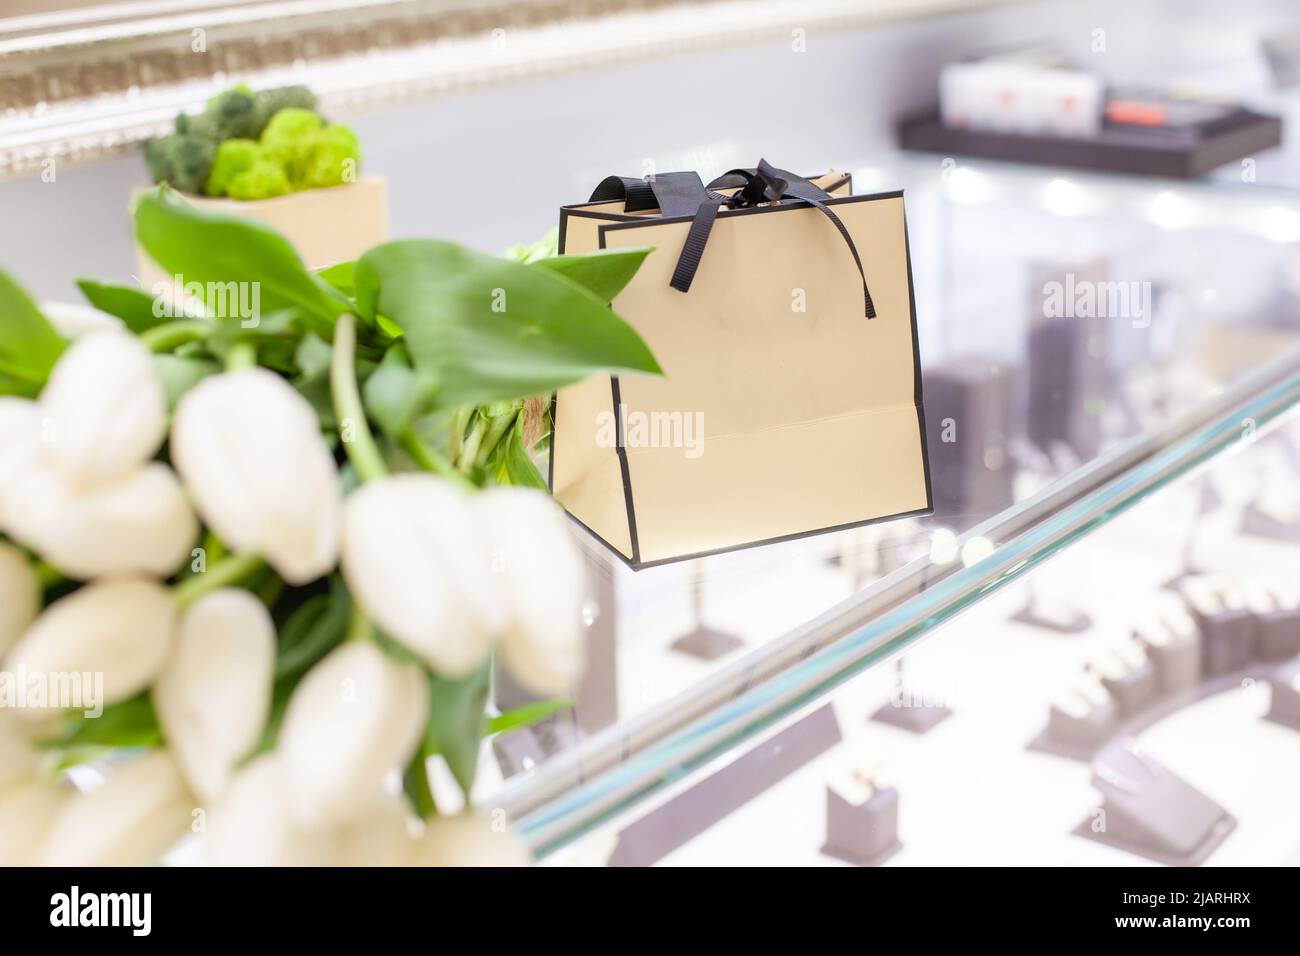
[589,159,876,318]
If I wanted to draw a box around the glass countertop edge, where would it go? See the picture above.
[497,349,1300,858]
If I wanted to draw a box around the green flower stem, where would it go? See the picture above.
[140,319,212,353]
[33,559,66,590]
[172,551,265,610]
[449,406,473,460]
[455,415,487,473]
[257,575,285,608]
[475,406,520,467]
[203,531,228,565]
[345,602,373,643]
[225,341,257,370]
[398,428,476,491]
[330,312,389,483]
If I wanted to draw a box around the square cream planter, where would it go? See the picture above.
[134,176,388,290]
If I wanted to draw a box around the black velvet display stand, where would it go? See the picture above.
[1190,602,1256,677]
[670,562,744,661]
[1074,742,1236,865]
[1265,661,1300,732]
[609,705,842,866]
[1030,690,1120,762]
[1257,603,1300,662]
[821,782,903,866]
[870,658,953,734]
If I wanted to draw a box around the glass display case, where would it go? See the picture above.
[476,152,1300,866]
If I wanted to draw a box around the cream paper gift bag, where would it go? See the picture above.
[550,161,932,569]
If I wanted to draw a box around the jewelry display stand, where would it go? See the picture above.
[1031,677,1120,761]
[1248,586,1300,661]
[1182,577,1256,676]
[1011,583,1092,634]
[1240,476,1300,543]
[1025,277,1106,463]
[1074,742,1236,866]
[1265,662,1300,732]
[1135,608,1202,695]
[1034,662,1284,763]
[870,658,953,734]
[669,562,744,661]
[1094,644,1160,714]
[492,726,546,779]
[608,705,842,867]
[923,358,1019,528]
[820,776,902,866]
[1162,479,1221,590]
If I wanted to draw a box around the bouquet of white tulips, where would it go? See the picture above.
[0,189,659,866]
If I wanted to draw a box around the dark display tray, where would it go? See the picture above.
[898,109,1282,179]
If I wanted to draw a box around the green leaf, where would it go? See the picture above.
[402,747,436,820]
[40,692,162,751]
[363,345,437,439]
[291,334,336,429]
[274,582,350,681]
[242,678,293,766]
[0,266,66,396]
[532,246,653,302]
[315,261,355,298]
[423,662,491,798]
[487,697,570,736]
[75,277,169,334]
[294,332,332,379]
[502,226,559,264]
[239,582,351,765]
[153,353,220,409]
[501,413,548,490]
[354,239,662,409]
[132,187,350,338]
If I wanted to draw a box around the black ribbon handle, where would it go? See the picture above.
[588,171,714,218]
[591,159,876,319]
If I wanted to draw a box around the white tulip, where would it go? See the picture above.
[0,541,38,657]
[4,461,196,580]
[6,578,176,712]
[153,590,275,800]
[206,756,331,867]
[40,750,196,866]
[39,331,166,485]
[277,641,426,829]
[171,367,340,585]
[0,777,70,866]
[331,793,416,866]
[40,300,124,339]
[341,475,501,677]
[476,488,587,696]
[0,711,42,793]
[409,813,530,867]
[0,398,41,531]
